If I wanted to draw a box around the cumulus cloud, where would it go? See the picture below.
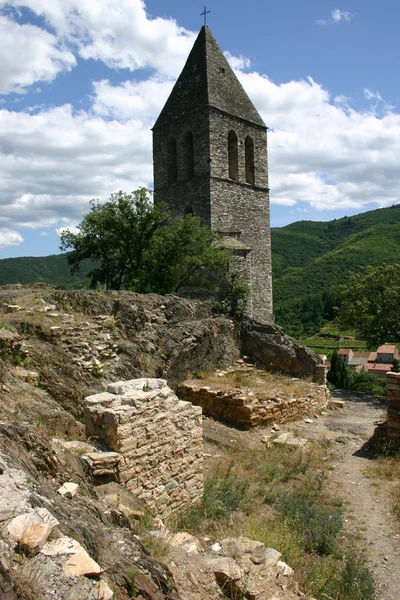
[0,15,76,93]
[0,0,399,238]
[316,8,353,25]
[224,51,252,71]
[2,0,195,78]
[0,228,23,249]
[56,225,80,237]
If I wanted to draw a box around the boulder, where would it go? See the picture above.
[57,482,79,498]
[6,508,58,554]
[208,557,243,585]
[64,548,103,577]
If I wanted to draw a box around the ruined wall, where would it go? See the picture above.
[386,372,400,443]
[177,380,328,429]
[83,378,203,518]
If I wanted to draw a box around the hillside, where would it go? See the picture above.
[0,254,92,287]
[2,204,400,335]
[271,204,400,334]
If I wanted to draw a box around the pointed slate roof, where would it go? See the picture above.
[153,26,265,129]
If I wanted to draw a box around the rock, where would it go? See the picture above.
[212,542,222,552]
[57,482,79,498]
[97,580,114,600]
[251,547,281,566]
[221,536,263,556]
[276,560,294,576]
[208,557,243,584]
[331,400,345,409]
[0,459,5,475]
[64,548,103,577]
[272,423,280,431]
[41,536,82,556]
[304,418,313,424]
[273,433,308,448]
[6,305,21,313]
[261,434,272,444]
[7,508,59,554]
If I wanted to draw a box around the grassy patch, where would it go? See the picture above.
[190,367,314,400]
[174,441,376,600]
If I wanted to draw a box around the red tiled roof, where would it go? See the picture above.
[367,363,393,371]
[377,345,397,354]
[338,348,352,355]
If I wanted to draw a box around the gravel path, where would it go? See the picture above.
[293,390,400,600]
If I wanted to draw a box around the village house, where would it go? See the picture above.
[337,344,399,379]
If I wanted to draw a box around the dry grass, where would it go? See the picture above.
[366,456,400,481]
[191,367,314,399]
[7,557,45,600]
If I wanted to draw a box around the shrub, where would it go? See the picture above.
[279,492,342,556]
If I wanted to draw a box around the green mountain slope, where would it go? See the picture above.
[0,254,92,287]
[1,204,400,335]
[272,204,400,334]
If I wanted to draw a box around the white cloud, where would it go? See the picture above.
[0,228,23,249]
[0,15,76,93]
[40,231,48,237]
[364,88,383,101]
[56,225,80,237]
[331,9,353,23]
[224,51,252,71]
[316,8,353,25]
[0,0,398,234]
[2,0,196,78]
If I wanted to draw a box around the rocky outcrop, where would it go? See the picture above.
[240,320,326,382]
[83,378,203,518]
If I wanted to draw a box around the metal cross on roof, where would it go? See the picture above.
[201,5,210,25]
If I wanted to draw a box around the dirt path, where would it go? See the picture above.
[292,390,400,600]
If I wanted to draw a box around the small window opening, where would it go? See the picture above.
[184,204,193,216]
[228,130,239,181]
[183,131,195,179]
[219,66,226,74]
[167,137,178,184]
[245,135,255,185]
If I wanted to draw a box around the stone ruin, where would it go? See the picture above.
[83,379,203,519]
[177,378,328,429]
[386,371,400,443]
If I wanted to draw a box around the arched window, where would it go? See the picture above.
[184,204,193,216]
[167,137,177,184]
[183,131,195,179]
[245,136,255,184]
[228,130,239,181]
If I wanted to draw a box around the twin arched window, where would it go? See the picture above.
[167,131,195,184]
[228,130,256,184]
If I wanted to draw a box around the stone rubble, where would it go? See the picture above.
[83,378,203,518]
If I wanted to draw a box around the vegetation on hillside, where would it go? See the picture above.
[272,204,400,335]
[339,264,400,348]
[3,203,400,340]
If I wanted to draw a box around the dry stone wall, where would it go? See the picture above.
[83,378,203,518]
[177,380,328,429]
[386,372,400,443]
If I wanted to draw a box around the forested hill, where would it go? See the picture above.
[272,203,400,335]
[0,254,92,288]
[1,204,400,335]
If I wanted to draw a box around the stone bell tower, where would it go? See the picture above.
[152,26,273,323]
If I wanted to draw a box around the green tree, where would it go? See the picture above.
[339,264,400,348]
[60,188,228,293]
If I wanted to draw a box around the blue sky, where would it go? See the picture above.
[1,0,399,257]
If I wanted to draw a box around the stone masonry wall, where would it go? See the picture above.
[386,372,400,443]
[177,380,328,430]
[83,378,203,518]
